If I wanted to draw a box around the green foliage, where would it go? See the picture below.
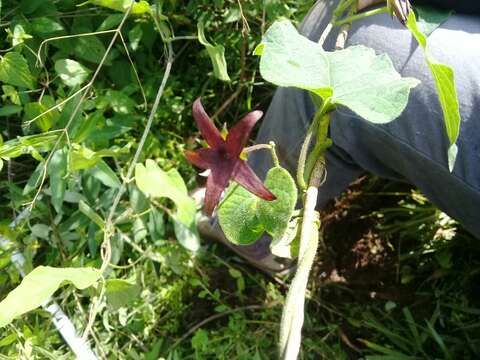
[256,20,419,124]
[197,20,230,81]
[406,10,460,170]
[415,5,452,36]
[105,279,141,309]
[54,59,91,87]
[0,266,101,327]
[87,0,152,15]
[0,52,34,89]
[135,159,200,251]
[218,166,297,245]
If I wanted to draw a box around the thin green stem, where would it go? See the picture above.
[334,7,388,26]
[304,114,332,183]
[269,141,280,167]
[296,98,332,192]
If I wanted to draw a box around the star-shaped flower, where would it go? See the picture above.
[185,98,276,215]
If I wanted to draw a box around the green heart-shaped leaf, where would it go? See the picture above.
[256,20,420,124]
[218,166,297,245]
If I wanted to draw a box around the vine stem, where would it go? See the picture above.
[279,157,325,360]
[334,6,388,26]
[82,6,174,341]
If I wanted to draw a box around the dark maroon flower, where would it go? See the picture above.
[185,98,276,215]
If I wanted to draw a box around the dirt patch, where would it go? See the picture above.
[315,176,415,303]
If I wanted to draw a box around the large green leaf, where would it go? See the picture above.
[218,166,297,245]
[135,160,200,251]
[0,52,35,89]
[55,59,91,87]
[406,11,460,171]
[0,266,101,327]
[256,20,419,124]
[197,21,230,82]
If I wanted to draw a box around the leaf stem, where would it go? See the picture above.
[296,99,332,192]
[269,141,280,167]
[334,6,388,27]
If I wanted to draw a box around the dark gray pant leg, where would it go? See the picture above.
[249,1,480,237]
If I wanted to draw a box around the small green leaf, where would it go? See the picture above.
[24,99,60,132]
[0,52,35,89]
[88,0,151,15]
[55,59,91,87]
[73,36,107,64]
[30,224,50,239]
[30,17,64,35]
[105,279,140,309]
[406,11,461,170]
[197,21,230,81]
[79,200,105,229]
[257,20,419,124]
[70,144,118,171]
[10,24,32,46]
[48,147,68,213]
[218,166,297,245]
[135,160,200,251]
[97,13,124,31]
[128,24,143,51]
[0,266,101,327]
[415,5,451,36]
[89,160,121,188]
[0,105,22,117]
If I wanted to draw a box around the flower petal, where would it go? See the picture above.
[193,98,224,148]
[232,160,276,201]
[204,167,232,215]
[226,110,263,157]
[184,148,217,170]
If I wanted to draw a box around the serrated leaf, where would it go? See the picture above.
[257,20,419,124]
[406,11,460,170]
[197,21,230,81]
[135,160,200,251]
[218,166,297,245]
[55,59,91,87]
[0,52,35,89]
[0,266,101,327]
[48,147,68,213]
